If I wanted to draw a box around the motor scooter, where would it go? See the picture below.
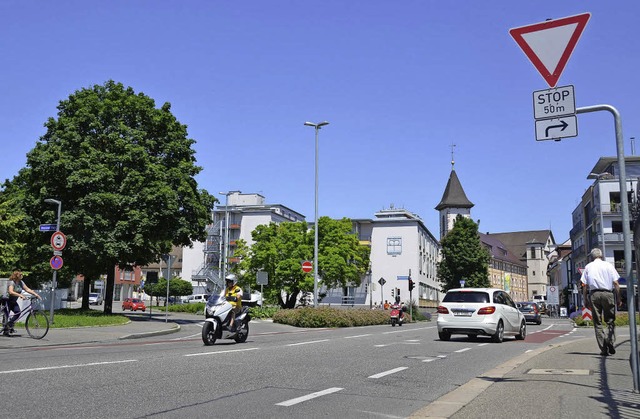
[202,294,251,345]
[389,303,405,327]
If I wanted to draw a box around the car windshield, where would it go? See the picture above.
[89,293,98,298]
[518,303,536,311]
[443,291,490,303]
[132,299,141,303]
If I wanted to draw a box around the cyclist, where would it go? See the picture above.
[3,270,41,336]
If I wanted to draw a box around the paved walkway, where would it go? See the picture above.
[411,332,640,419]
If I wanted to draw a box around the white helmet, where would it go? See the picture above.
[225,274,237,285]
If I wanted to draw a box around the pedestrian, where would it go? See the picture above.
[383,300,389,310]
[580,248,622,356]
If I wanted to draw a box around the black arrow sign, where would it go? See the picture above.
[545,119,568,137]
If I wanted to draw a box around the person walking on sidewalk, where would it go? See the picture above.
[580,248,622,356]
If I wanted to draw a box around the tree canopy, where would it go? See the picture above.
[234,216,370,308]
[2,80,215,312]
[437,215,490,292]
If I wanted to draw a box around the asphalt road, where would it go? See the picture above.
[0,316,582,418]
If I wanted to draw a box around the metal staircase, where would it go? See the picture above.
[191,221,225,294]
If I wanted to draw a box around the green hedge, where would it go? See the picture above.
[573,312,640,327]
[272,307,398,328]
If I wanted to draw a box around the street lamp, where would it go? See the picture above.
[219,191,240,285]
[589,172,612,260]
[304,121,329,307]
[44,198,62,323]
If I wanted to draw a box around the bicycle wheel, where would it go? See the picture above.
[25,310,50,339]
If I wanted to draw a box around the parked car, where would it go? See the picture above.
[182,294,209,304]
[436,288,527,343]
[122,298,146,312]
[88,293,103,305]
[517,301,542,325]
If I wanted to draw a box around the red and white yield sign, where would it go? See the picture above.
[302,260,313,273]
[51,231,67,251]
[510,13,590,87]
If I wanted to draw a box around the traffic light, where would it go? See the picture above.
[408,279,414,291]
[391,288,395,299]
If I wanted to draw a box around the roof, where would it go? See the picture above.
[479,233,528,267]
[484,230,555,259]
[435,170,474,210]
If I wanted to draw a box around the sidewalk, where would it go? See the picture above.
[412,333,640,419]
[0,313,182,350]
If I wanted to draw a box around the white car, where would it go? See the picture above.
[436,288,526,343]
[88,293,103,305]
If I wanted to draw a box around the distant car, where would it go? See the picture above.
[436,288,527,343]
[122,298,146,312]
[183,294,209,304]
[517,302,542,325]
[88,293,103,305]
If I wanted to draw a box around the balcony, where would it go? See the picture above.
[229,224,241,229]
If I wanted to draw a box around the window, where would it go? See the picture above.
[387,237,402,255]
[530,247,536,259]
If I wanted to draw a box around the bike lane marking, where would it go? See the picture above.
[0,359,137,374]
[286,339,329,347]
[275,387,344,406]
[184,347,258,357]
[368,367,409,379]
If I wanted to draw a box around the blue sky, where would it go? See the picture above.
[1,1,638,243]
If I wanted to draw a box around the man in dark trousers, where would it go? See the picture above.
[581,248,622,356]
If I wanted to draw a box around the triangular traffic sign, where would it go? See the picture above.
[510,13,590,87]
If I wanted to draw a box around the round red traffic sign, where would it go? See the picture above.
[302,260,313,273]
[50,255,64,270]
[51,231,67,251]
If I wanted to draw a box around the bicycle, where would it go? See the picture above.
[1,296,50,339]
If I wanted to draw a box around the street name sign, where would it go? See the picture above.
[510,13,590,87]
[39,224,57,232]
[535,116,578,141]
[533,85,575,119]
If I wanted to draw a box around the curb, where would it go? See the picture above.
[118,323,181,340]
[409,337,589,418]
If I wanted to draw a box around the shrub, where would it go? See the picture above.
[273,307,392,328]
[249,306,280,319]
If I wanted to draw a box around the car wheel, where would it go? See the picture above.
[516,321,526,340]
[438,331,451,341]
[492,320,504,343]
[121,306,125,311]
[537,319,542,325]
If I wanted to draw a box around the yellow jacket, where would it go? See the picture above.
[225,285,243,309]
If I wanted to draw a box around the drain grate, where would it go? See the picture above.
[527,369,591,375]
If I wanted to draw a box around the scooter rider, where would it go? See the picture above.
[224,274,243,331]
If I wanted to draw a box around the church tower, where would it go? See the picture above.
[435,149,474,240]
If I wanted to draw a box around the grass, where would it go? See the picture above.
[14,308,129,329]
[572,312,640,327]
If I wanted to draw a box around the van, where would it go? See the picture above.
[184,294,209,304]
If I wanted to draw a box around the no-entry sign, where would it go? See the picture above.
[302,260,313,273]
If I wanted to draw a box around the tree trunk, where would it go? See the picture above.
[104,266,115,314]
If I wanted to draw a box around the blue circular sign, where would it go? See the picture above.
[50,255,64,270]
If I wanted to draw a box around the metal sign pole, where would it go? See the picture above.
[577,104,639,392]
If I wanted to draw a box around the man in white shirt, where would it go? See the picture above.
[580,248,621,356]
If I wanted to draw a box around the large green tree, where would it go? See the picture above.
[437,215,490,292]
[0,192,26,276]
[234,216,370,308]
[4,80,215,312]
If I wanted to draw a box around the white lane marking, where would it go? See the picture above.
[525,349,534,353]
[374,344,389,347]
[0,359,137,374]
[345,334,372,339]
[423,357,440,363]
[276,387,343,406]
[455,348,471,353]
[478,343,489,347]
[382,326,435,335]
[406,339,420,342]
[368,367,408,379]
[437,355,447,358]
[185,348,258,357]
[286,339,329,347]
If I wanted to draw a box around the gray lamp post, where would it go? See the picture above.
[219,191,240,286]
[304,121,329,307]
[44,198,62,322]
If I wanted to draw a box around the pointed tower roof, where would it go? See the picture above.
[435,169,474,210]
